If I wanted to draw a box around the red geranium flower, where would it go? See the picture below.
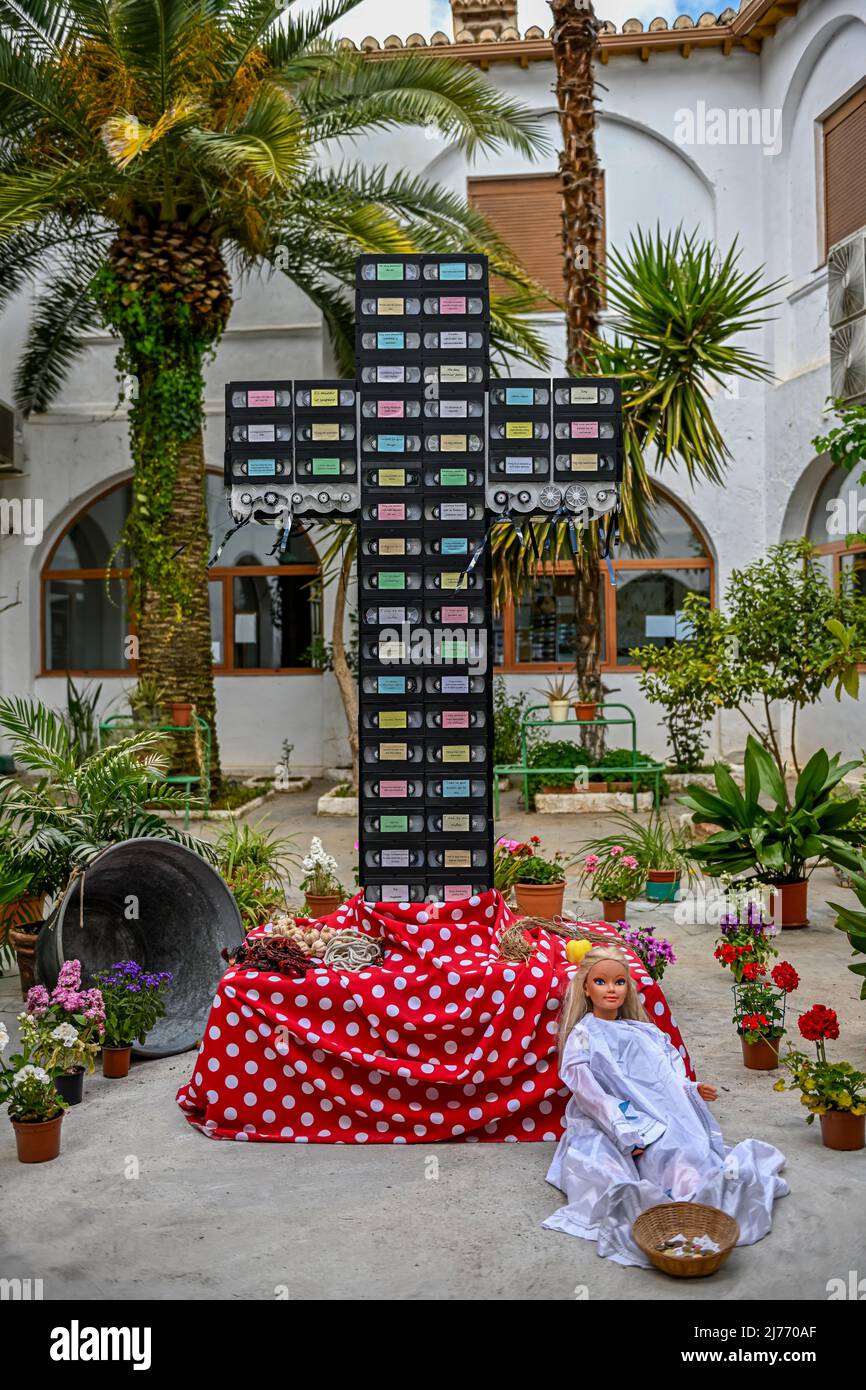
[741,962,766,982]
[771,961,800,994]
[742,1013,769,1030]
[798,1004,840,1042]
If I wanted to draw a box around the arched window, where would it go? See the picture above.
[493,492,713,671]
[42,475,323,675]
[807,464,866,597]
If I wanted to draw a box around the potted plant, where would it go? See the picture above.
[126,677,168,730]
[216,821,298,929]
[93,961,173,1077]
[616,921,677,983]
[299,837,345,917]
[830,867,866,1000]
[494,836,569,918]
[712,898,779,984]
[680,737,866,929]
[0,698,215,988]
[168,699,195,728]
[775,1006,866,1151]
[535,677,576,724]
[0,1025,68,1163]
[0,843,63,997]
[573,681,598,722]
[22,962,105,1105]
[578,847,645,922]
[732,963,798,1070]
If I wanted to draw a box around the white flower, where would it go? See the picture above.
[14,1064,51,1086]
[302,836,338,876]
[51,1022,79,1046]
[0,1021,8,1054]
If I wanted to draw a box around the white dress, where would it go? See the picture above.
[543,1013,790,1267]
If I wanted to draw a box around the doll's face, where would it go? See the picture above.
[584,958,629,1018]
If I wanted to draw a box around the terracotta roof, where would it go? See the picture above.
[349,1,801,65]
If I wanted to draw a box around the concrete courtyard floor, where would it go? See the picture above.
[2,780,865,1301]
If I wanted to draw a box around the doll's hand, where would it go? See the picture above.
[697,1083,718,1102]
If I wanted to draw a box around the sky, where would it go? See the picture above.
[318,1,706,43]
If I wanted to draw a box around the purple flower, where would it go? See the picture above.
[57,959,82,990]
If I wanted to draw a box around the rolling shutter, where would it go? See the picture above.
[824,86,866,254]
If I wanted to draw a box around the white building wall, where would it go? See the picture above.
[1,0,865,772]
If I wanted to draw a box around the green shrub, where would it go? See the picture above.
[493,679,538,766]
[600,747,669,798]
[526,739,592,794]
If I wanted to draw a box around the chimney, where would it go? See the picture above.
[450,0,518,42]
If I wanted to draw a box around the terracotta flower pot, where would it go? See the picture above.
[646,869,681,903]
[740,1034,780,1070]
[548,699,569,724]
[304,894,342,918]
[169,701,194,727]
[820,1110,866,1152]
[602,899,627,922]
[9,921,43,998]
[12,1113,63,1163]
[573,701,598,722]
[514,881,566,920]
[55,1067,85,1106]
[102,1045,132,1078]
[769,879,809,929]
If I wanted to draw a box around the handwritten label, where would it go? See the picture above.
[247,389,275,408]
[439,263,466,281]
[378,468,406,487]
[442,710,470,729]
[380,815,407,832]
[440,400,467,418]
[377,434,404,452]
[247,423,275,442]
[377,297,404,315]
[379,710,407,729]
[441,537,468,555]
[377,332,404,349]
[439,502,468,520]
[377,676,405,694]
[505,457,533,474]
[377,606,405,623]
[505,421,532,439]
[311,458,340,476]
[380,884,409,901]
[570,386,598,404]
[441,675,469,694]
[440,435,467,453]
[443,884,472,900]
[440,364,467,382]
[311,422,339,441]
[505,387,533,405]
[377,263,404,280]
[379,743,408,761]
[381,849,410,868]
[442,814,469,832]
[376,503,405,520]
[439,296,466,314]
[441,606,468,623]
[247,459,276,476]
[377,365,405,382]
[571,420,599,438]
[442,745,470,762]
[311,389,338,407]
[439,468,468,487]
[444,850,472,869]
[378,400,404,418]
[442,779,470,797]
[377,572,406,590]
[377,537,405,556]
[440,331,467,349]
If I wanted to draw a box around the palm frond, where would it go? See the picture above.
[294,50,549,159]
[186,85,307,187]
[0,695,73,776]
[14,241,107,415]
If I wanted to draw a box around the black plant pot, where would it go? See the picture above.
[55,1067,85,1105]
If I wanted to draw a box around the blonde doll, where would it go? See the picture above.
[544,946,790,1267]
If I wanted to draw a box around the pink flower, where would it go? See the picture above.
[497,838,520,852]
[584,854,599,873]
[609,845,623,857]
[56,960,82,990]
[621,855,639,870]
[26,985,50,1018]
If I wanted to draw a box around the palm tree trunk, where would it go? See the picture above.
[331,538,359,789]
[551,0,606,760]
[136,429,222,786]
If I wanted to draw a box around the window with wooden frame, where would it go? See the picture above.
[807,465,866,628]
[41,475,323,676]
[467,171,605,306]
[823,85,866,257]
[492,494,713,672]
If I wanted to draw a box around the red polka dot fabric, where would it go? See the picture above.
[176,890,693,1143]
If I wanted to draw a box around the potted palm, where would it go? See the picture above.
[536,677,576,724]
[0,698,214,996]
[578,847,645,922]
[680,738,866,928]
[775,1007,866,1151]
[0,1026,68,1164]
[299,838,345,918]
[94,961,173,1077]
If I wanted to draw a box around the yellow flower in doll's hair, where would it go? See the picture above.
[566,938,593,966]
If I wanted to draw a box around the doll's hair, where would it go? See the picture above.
[558,945,650,1060]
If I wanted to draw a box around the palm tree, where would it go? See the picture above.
[0,0,553,783]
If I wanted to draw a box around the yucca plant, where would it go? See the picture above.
[0,0,553,782]
[491,226,781,755]
[0,696,215,900]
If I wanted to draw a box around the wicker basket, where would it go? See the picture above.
[632,1203,739,1278]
